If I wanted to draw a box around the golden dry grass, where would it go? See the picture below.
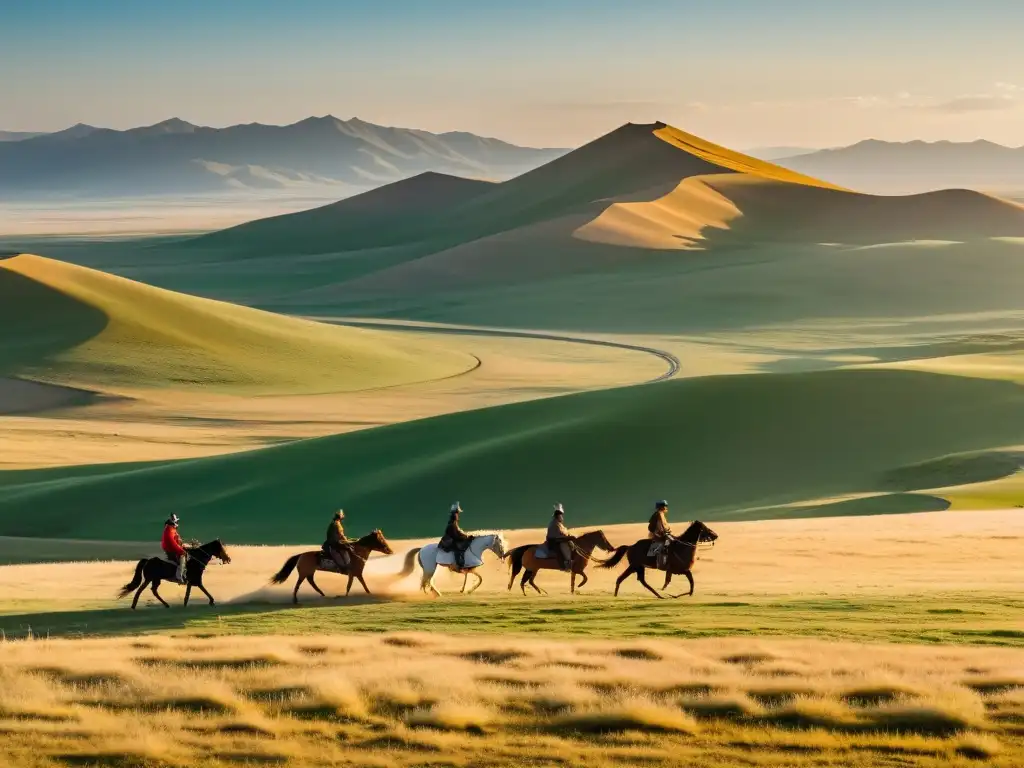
[0,633,1021,767]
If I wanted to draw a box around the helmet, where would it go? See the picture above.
[334,509,345,520]
[168,514,180,526]
[553,503,564,516]
[450,501,462,514]
[655,500,668,510]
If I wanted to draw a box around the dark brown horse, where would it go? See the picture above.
[118,539,232,610]
[506,530,615,595]
[599,521,718,598]
[270,530,393,603]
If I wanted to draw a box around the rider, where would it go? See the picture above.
[648,500,673,570]
[324,509,354,571]
[546,503,573,571]
[441,502,472,570]
[161,514,188,584]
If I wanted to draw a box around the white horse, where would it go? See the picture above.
[397,532,508,597]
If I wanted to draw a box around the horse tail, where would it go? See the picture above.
[397,547,422,578]
[270,554,301,585]
[599,545,630,569]
[118,559,147,599]
[506,545,528,572]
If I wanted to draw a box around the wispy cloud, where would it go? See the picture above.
[908,83,1023,114]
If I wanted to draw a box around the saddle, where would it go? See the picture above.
[648,537,674,558]
[439,536,473,553]
[317,555,347,573]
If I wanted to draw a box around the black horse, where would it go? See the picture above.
[118,539,231,609]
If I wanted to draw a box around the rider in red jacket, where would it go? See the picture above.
[162,515,188,583]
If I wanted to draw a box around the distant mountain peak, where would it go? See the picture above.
[131,118,198,135]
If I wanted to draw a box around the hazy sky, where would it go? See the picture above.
[3,0,1023,149]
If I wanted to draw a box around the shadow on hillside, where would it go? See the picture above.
[0,595,398,639]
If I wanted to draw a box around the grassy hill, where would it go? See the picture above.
[0,254,475,394]
[0,369,1019,542]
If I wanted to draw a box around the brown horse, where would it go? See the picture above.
[270,530,393,603]
[506,530,615,595]
[599,521,718,599]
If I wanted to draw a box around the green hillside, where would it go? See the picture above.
[0,369,1019,542]
[0,254,475,394]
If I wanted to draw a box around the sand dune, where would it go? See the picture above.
[0,254,476,396]
[234,121,1024,313]
[575,173,1024,250]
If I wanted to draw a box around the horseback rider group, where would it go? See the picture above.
[159,498,679,584]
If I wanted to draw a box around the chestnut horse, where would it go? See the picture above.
[270,530,393,603]
[506,530,615,595]
[599,521,718,599]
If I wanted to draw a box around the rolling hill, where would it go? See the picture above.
[0,116,565,199]
[0,368,1019,541]
[0,254,475,395]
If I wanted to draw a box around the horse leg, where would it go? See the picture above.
[151,581,170,608]
[345,574,355,597]
[571,570,576,595]
[461,572,470,594]
[508,559,522,591]
[195,581,216,606]
[184,584,192,607]
[528,571,546,595]
[307,574,326,598]
[293,575,306,604]
[131,579,151,610]
[614,566,635,597]
[634,566,664,599]
[662,571,673,591]
[684,570,695,597]
[576,571,589,591]
[465,571,483,595]
[357,573,371,594]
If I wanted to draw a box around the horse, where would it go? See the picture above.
[599,521,718,599]
[117,539,232,610]
[397,532,508,597]
[270,530,393,603]
[506,529,615,595]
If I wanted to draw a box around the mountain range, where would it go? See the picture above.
[0,116,566,199]
[781,139,1024,194]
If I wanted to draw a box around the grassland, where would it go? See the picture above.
[0,632,1021,767]
[0,367,1020,541]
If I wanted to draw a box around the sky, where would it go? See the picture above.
[3,0,1024,149]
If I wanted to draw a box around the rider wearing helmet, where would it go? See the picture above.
[161,514,188,584]
[546,503,573,571]
[648,500,673,570]
[324,509,354,571]
[442,502,472,570]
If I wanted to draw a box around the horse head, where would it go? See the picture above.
[368,528,394,555]
[204,538,232,564]
[487,532,509,559]
[596,529,616,552]
[692,520,719,544]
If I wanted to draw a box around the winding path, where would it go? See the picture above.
[322,318,680,384]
